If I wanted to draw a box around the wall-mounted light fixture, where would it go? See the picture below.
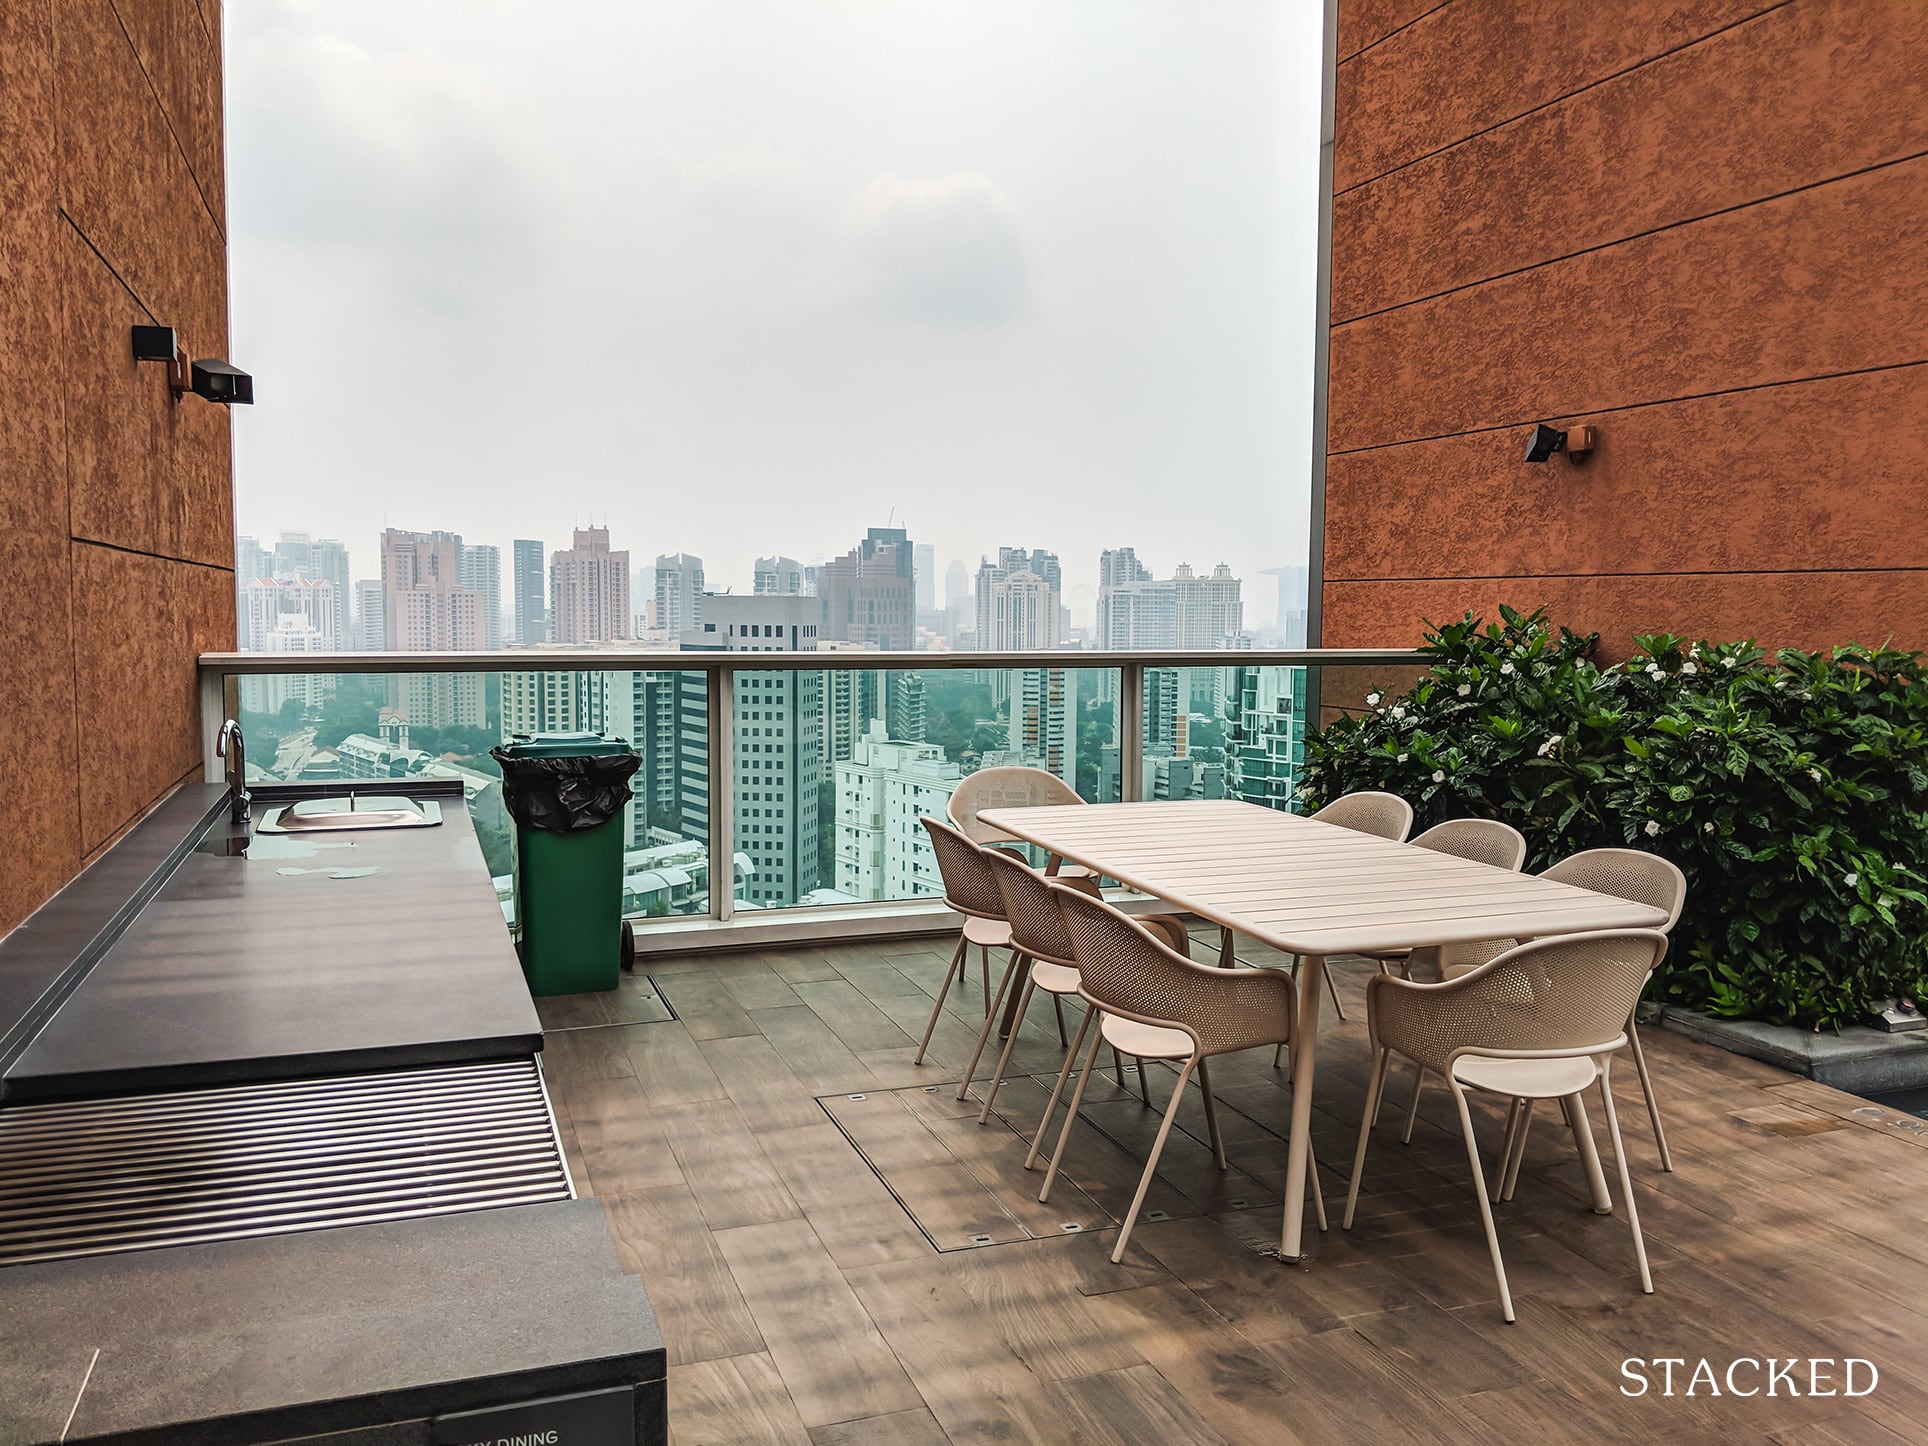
[1523,422,1595,466]
[130,325,254,406]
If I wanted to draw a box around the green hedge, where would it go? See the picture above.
[1300,606,1928,1030]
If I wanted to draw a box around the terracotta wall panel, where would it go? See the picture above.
[1334,0,1772,193]
[55,0,227,358]
[1327,157,1928,453]
[1323,572,1928,660]
[0,533,82,935]
[1334,0,1927,320]
[1325,368,1928,583]
[111,0,227,230]
[1337,0,1440,62]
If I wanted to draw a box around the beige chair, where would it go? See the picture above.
[1393,848,1686,1170]
[1038,883,1328,1264]
[911,818,1015,1065]
[947,766,1095,879]
[972,848,1192,1124]
[1245,790,1417,1025]
[1344,929,1670,1322]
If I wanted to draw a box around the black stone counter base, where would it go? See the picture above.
[0,1201,667,1446]
[3,783,540,1102]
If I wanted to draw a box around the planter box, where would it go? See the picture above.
[1657,1005,1928,1095]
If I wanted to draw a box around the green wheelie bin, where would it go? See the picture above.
[492,732,641,996]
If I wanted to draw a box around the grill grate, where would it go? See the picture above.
[0,1058,573,1266]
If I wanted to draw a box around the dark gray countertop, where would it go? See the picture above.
[4,790,541,1101]
[0,1200,665,1446]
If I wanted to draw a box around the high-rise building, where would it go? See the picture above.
[550,528,630,644]
[308,539,352,637]
[974,547,1062,653]
[834,722,961,901]
[754,556,807,596]
[501,669,606,742]
[819,650,880,768]
[1228,666,1308,811]
[604,669,682,849]
[273,531,314,581]
[819,527,914,651]
[655,553,704,638]
[678,594,824,908]
[1262,564,1310,646]
[513,539,547,644]
[235,536,270,585]
[1098,546,1153,590]
[458,543,503,649]
[944,559,969,610]
[240,615,337,715]
[885,671,926,744]
[914,544,935,612]
[353,580,386,652]
[380,529,486,727]
[238,577,338,651]
[1096,561,1243,659]
[1009,667,1076,787]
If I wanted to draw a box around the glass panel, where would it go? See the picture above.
[1137,662,1310,811]
[235,667,712,927]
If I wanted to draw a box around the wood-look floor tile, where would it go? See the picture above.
[1042,1362,1233,1445]
[599,1188,764,1367]
[807,1405,950,1445]
[669,1351,811,1445]
[654,1097,801,1231]
[715,1218,924,1428]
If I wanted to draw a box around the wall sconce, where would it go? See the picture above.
[130,325,254,406]
[1523,422,1595,465]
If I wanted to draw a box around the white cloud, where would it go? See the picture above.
[841,173,1032,328]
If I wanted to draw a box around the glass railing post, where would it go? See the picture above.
[708,663,735,922]
[1119,662,1145,803]
[198,667,233,783]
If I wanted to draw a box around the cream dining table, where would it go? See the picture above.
[975,798,1671,1262]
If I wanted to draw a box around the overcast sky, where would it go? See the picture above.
[226,0,1324,628]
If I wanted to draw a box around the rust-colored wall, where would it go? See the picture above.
[0,0,234,938]
[1322,0,1928,658]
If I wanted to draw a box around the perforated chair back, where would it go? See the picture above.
[982,847,1081,966]
[1311,790,1414,842]
[1541,849,1687,933]
[920,816,1008,921]
[1370,930,1669,1076]
[1411,818,1528,872]
[948,766,1084,845]
[1051,883,1293,1054]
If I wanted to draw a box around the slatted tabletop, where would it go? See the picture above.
[978,799,1670,1261]
[977,799,1668,956]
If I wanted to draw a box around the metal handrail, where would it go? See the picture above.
[196,646,1426,675]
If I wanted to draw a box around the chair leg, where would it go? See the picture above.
[1134,1053,1151,1107]
[1112,1059,1198,1263]
[1111,1045,1127,1088]
[1493,1099,1524,1203]
[1501,1100,1533,1203]
[1401,1064,1426,1143]
[980,946,991,1014]
[1218,927,1236,967]
[1561,1093,1613,1214]
[1025,1006,1094,1169]
[977,976,1037,1125]
[1344,1047,1393,1229]
[1271,1041,1285,1069]
[1448,1080,1516,1323]
[1040,1024,1106,1203]
[913,934,968,1065]
[1324,962,1347,1023]
[1053,993,1067,1047]
[1307,1137,1330,1232]
[958,951,1024,1102]
[1197,1057,1226,1169]
[1596,1065,1655,1294]
[1625,1017,1674,1172]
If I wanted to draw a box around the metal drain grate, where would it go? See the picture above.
[0,1058,572,1267]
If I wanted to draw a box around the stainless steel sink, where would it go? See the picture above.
[257,796,443,834]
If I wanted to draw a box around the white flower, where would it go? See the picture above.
[1431,770,1446,784]
[1681,661,1698,676]
[1500,663,1515,676]
[1703,822,1715,833]
[1646,664,1665,679]
[1879,894,1897,911]
[1773,677,1787,689]
[1808,768,1822,783]
[1844,872,1860,888]
[1722,656,1738,670]
[1535,733,1564,758]
[1389,705,1406,720]
[1644,820,1662,838]
[1365,692,1381,707]
[1396,753,1409,763]
[1456,683,1471,697]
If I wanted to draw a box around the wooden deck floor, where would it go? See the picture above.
[537,932,1928,1445]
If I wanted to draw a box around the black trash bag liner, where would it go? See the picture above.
[491,749,640,833]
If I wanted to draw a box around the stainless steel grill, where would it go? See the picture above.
[0,1058,573,1266]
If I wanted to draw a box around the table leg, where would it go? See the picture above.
[996,953,1032,1039]
[1280,952,1325,1261]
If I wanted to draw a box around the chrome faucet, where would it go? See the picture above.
[216,718,251,826]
